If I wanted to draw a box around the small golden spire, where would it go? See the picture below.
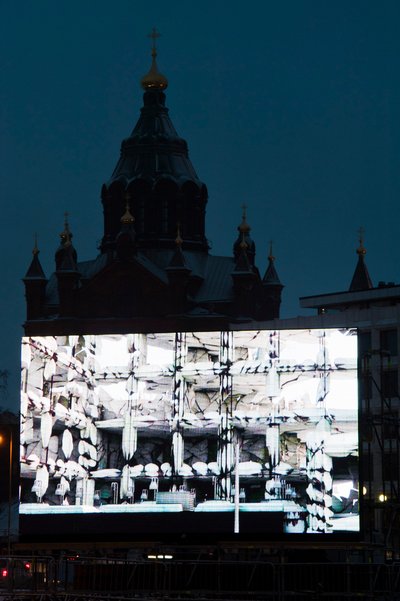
[175,222,183,247]
[60,212,71,246]
[268,240,275,262]
[238,204,251,233]
[356,226,366,256]
[239,231,248,250]
[141,28,168,91]
[33,233,39,255]
[121,193,135,224]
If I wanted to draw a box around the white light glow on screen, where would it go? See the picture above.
[19,329,359,535]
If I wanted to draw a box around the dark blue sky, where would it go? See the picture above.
[2,1,400,409]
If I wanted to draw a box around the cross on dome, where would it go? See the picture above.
[148,27,161,57]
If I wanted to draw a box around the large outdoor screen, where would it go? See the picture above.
[20,329,359,538]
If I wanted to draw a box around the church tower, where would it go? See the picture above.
[23,32,283,335]
[349,228,373,292]
[100,30,208,256]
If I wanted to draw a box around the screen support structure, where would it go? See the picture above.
[217,332,235,503]
[172,332,186,477]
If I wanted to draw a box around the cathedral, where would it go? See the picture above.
[23,35,282,336]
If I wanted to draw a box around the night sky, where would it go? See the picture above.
[2,1,400,410]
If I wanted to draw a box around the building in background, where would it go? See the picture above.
[0,410,19,552]
[297,233,400,554]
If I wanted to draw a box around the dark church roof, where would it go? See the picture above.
[24,240,46,280]
[109,90,202,188]
[349,235,373,292]
[263,244,282,287]
[44,252,236,307]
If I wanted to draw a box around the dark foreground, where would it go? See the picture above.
[1,551,400,600]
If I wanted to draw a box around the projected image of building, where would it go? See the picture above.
[20,329,359,535]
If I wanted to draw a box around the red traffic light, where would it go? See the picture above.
[1,568,8,578]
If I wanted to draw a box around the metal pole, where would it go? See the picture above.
[7,427,12,557]
[234,442,240,534]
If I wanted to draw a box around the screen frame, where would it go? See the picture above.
[19,327,362,544]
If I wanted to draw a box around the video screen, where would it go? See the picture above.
[20,329,359,536]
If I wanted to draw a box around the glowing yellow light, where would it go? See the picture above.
[378,494,387,503]
[362,486,367,496]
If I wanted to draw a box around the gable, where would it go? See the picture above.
[78,257,168,318]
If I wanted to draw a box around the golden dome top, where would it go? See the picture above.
[239,232,248,250]
[238,204,251,234]
[141,28,168,91]
[60,212,72,246]
[121,194,135,224]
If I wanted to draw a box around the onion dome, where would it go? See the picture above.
[233,205,256,265]
[349,228,373,291]
[55,213,78,271]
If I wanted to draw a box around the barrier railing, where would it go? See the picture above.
[1,556,400,599]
